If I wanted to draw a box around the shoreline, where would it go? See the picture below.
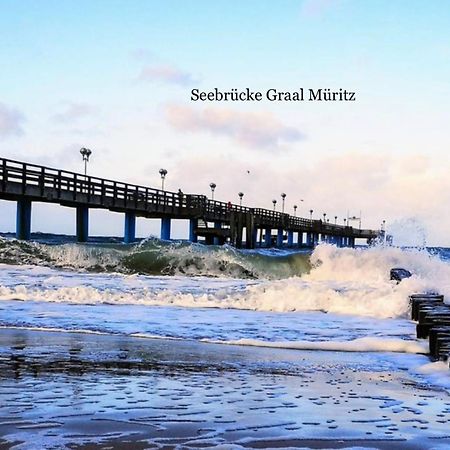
[1,328,450,449]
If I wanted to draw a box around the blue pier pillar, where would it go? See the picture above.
[277,228,284,247]
[306,232,313,247]
[16,199,32,240]
[349,236,355,248]
[287,230,294,247]
[314,233,319,246]
[214,221,222,245]
[161,217,171,241]
[124,212,136,244]
[76,206,89,242]
[297,232,303,247]
[252,228,258,248]
[189,219,198,243]
[265,228,272,247]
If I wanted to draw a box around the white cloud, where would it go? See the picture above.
[165,104,304,150]
[0,102,25,138]
[137,64,197,86]
[52,101,97,123]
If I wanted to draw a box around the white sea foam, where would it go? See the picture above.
[1,244,450,320]
[205,337,428,354]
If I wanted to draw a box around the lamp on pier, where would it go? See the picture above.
[159,168,168,190]
[80,147,92,176]
[309,209,313,220]
[281,193,286,213]
[272,199,277,211]
[209,182,216,200]
[344,218,347,226]
[334,216,337,225]
[293,205,297,216]
[323,213,326,223]
[238,192,244,206]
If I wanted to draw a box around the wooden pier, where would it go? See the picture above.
[0,157,382,247]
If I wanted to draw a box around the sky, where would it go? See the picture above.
[1,0,450,244]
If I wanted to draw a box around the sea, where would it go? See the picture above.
[2,233,450,448]
[0,234,450,382]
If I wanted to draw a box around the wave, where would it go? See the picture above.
[204,337,428,354]
[1,244,450,319]
[0,236,311,279]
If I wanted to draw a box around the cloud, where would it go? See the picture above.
[165,104,304,149]
[0,102,25,139]
[52,101,97,123]
[137,64,197,86]
[301,0,340,17]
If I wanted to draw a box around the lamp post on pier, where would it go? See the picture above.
[334,216,337,225]
[80,148,92,176]
[293,205,297,216]
[238,192,244,206]
[281,193,286,213]
[159,168,167,190]
[323,213,326,223]
[209,182,216,200]
[272,199,277,211]
[310,209,313,220]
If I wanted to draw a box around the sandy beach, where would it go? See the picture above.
[0,328,449,449]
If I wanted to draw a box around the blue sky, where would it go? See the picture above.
[1,0,450,244]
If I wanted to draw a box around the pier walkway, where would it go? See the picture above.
[0,157,381,248]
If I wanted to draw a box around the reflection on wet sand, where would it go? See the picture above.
[1,329,450,449]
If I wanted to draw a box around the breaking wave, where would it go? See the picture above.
[1,242,450,319]
[0,236,311,279]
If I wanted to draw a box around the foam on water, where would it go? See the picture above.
[1,244,449,319]
[207,337,428,354]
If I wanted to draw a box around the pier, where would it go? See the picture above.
[0,157,381,247]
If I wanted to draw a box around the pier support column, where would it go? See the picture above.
[124,212,136,244]
[189,219,198,243]
[16,199,32,240]
[306,232,313,247]
[264,228,272,247]
[161,217,171,241]
[214,221,222,245]
[314,233,319,246]
[277,228,284,248]
[287,230,294,247]
[349,236,355,248]
[76,206,89,243]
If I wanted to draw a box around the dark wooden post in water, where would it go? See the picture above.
[76,206,89,242]
[245,212,256,249]
[16,199,32,240]
[189,218,198,243]
[124,212,136,244]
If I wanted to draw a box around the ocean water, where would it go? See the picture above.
[1,234,450,389]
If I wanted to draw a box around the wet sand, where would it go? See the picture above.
[1,328,450,449]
